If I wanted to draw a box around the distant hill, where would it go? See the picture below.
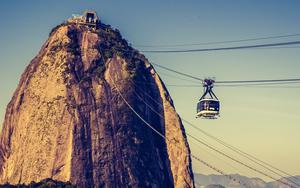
[194,173,300,188]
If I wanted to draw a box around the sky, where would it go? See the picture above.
[0,0,299,182]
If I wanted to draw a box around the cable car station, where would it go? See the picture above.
[67,10,100,28]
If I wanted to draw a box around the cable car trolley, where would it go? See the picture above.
[196,78,220,119]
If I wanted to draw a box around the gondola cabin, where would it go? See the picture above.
[196,78,220,119]
[196,99,220,119]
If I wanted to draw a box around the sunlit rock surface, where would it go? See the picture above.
[0,22,194,188]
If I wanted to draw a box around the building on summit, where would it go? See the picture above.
[68,10,99,27]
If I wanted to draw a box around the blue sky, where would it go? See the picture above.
[0,0,300,181]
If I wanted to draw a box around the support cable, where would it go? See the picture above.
[151,63,203,82]
[142,41,300,53]
[132,80,300,187]
[110,77,251,188]
[151,62,300,84]
[135,33,300,48]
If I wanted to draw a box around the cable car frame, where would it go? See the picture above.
[196,79,220,119]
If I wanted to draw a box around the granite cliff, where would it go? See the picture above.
[0,19,194,188]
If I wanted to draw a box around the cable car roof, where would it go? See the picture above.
[199,98,219,101]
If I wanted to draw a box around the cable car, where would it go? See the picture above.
[196,79,220,119]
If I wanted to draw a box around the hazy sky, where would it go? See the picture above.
[0,0,299,182]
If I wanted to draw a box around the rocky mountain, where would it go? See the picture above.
[194,173,300,188]
[0,17,194,187]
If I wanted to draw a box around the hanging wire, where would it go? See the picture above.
[151,63,204,81]
[110,78,253,188]
[157,71,201,83]
[135,33,300,48]
[151,62,300,85]
[130,80,300,187]
[216,79,300,84]
[181,119,300,185]
[142,40,300,53]
[131,86,251,175]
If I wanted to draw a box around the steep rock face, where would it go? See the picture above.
[0,22,194,188]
